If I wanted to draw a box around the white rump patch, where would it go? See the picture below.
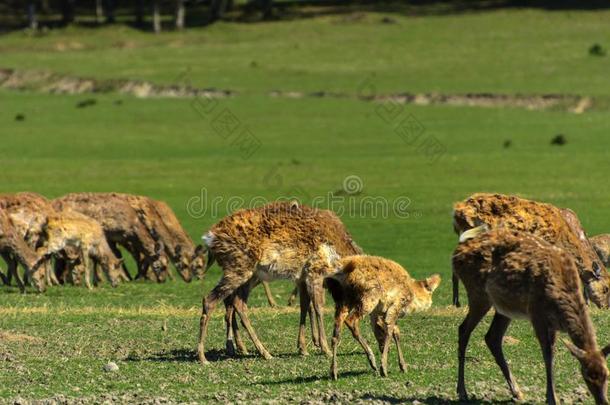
[202,231,215,249]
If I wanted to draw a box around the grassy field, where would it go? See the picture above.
[1,7,610,404]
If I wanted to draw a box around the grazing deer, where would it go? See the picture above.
[52,193,167,280]
[148,199,206,282]
[324,255,440,379]
[0,192,53,291]
[0,208,42,292]
[39,210,125,289]
[453,226,610,404]
[197,201,362,364]
[591,234,610,267]
[452,193,608,308]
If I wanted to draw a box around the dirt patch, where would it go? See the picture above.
[0,330,41,343]
[0,67,597,112]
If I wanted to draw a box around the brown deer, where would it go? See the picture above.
[453,226,610,404]
[148,199,206,282]
[197,201,362,364]
[39,210,125,289]
[0,207,42,292]
[452,193,608,308]
[324,254,440,380]
[52,193,167,280]
[0,192,54,291]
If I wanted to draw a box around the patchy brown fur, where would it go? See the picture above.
[453,227,610,404]
[591,234,610,267]
[0,192,53,292]
[41,210,124,289]
[452,193,608,308]
[0,208,40,292]
[52,193,167,280]
[150,200,205,280]
[325,255,440,379]
[197,202,362,364]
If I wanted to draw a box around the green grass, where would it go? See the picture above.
[1,8,610,95]
[2,8,610,403]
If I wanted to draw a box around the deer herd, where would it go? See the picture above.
[2,191,610,403]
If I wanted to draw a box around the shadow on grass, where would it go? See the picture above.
[126,348,258,363]
[258,369,369,385]
[360,394,518,404]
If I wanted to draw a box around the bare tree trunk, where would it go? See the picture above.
[175,0,185,30]
[95,0,103,24]
[27,1,38,30]
[153,0,161,34]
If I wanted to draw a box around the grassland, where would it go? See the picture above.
[1,6,610,404]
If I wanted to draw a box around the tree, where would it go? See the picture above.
[176,0,185,30]
[153,0,161,33]
[61,0,75,25]
[27,0,38,29]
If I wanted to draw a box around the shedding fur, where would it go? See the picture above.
[325,255,440,379]
[452,193,608,308]
[197,202,362,364]
[453,228,610,404]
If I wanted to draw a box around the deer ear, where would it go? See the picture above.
[601,344,610,358]
[424,274,441,292]
[563,339,586,360]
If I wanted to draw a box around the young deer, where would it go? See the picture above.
[453,226,610,404]
[452,193,608,308]
[324,255,440,380]
[197,201,362,364]
[40,210,125,289]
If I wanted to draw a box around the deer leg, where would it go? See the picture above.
[109,242,132,281]
[224,294,239,357]
[485,313,523,401]
[287,286,298,306]
[457,298,491,401]
[392,325,406,372]
[309,302,320,348]
[533,321,558,405]
[233,282,273,360]
[83,255,93,290]
[231,301,248,355]
[6,255,26,293]
[297,282,311,356]
[262,281,277,308]
[198,273,250,364]
[312,284,331,356]
[452,273,460,307]
[330,304,348,380]
[345,313,377,372]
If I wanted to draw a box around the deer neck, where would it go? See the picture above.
[559,294,598,352]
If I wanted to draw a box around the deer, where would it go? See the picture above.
[453,225,610,404]
[52,193,167,281]
[452,193,609,309]
[38,210,125,289]
[146,199,207,282]
[197,201,362,364]
[324,254,440,380]
[0,207,42,292]
[0,192,55,291]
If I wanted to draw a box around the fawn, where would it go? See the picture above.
[324,254,441,379]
